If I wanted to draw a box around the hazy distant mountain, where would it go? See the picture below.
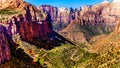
[60,0,120,42]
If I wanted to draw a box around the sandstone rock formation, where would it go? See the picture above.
[0,0,24,10]
[38,0,120,32]
[38,5,58,22]
[38,5,81,31]
[0,0,75,64]
[0,0,53,41]
[0,0,53,64]
[59,0,120,42]
[7,14,52,42]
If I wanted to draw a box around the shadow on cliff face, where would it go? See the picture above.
[0,25,42,68]
[0,1,75,67]
[15,9,75,50]
[15,20,75,50]
[8,46,42,68]
[0,6,76,67]
[29,31,75,50]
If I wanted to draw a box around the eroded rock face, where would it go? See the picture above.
[6,13,52,42]
[38,5,81,31]
[0,0,53,42]
[18,19,52,41]
[60,1,120,42]
[0,0,23,9]
[39,1,120,32]
[0,26,11,64]
[38,5,58,22]
[0,0,54,64]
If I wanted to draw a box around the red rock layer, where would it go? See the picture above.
[18,20,52,41]
[0,0,53,64]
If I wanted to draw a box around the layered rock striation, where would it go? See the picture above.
[39,1,120,32]
[0,0,53,64]
[38,5,81,31]
[59,0,120,42]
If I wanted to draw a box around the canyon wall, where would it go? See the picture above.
[0,0,53,64]
[38,5,81,31]
[37,1,120,43]
[0,26,11,64]
[39,1,120,32]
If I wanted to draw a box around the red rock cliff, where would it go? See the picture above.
[0,0,53,64]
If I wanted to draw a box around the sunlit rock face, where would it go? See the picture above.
[80,5,91,16]
[60,0,120,42]
[99,1,120,31]
[6,10,53,42]
[0,0,54,63]
[0,0,21,9]
[0,0,53,42]
[0,26,11,64]
[38,5,58,22]
[38,5,81,31]
[7,17,52,42]
[58,7,68,12]
[68,1,120,31]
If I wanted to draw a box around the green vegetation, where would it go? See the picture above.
[12,34,98,68]
[75,24,112,37]
[34,44,98,68]
[90,32,120,53]
[0,55,41,68]
[35,45,119,68]
[0,9,19,20]
[52,22,68,31]
[3,32,120,68]
[0,9,18,15]
[85,48,120,68]
[0,34,42,68]
[34,32,120,68]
